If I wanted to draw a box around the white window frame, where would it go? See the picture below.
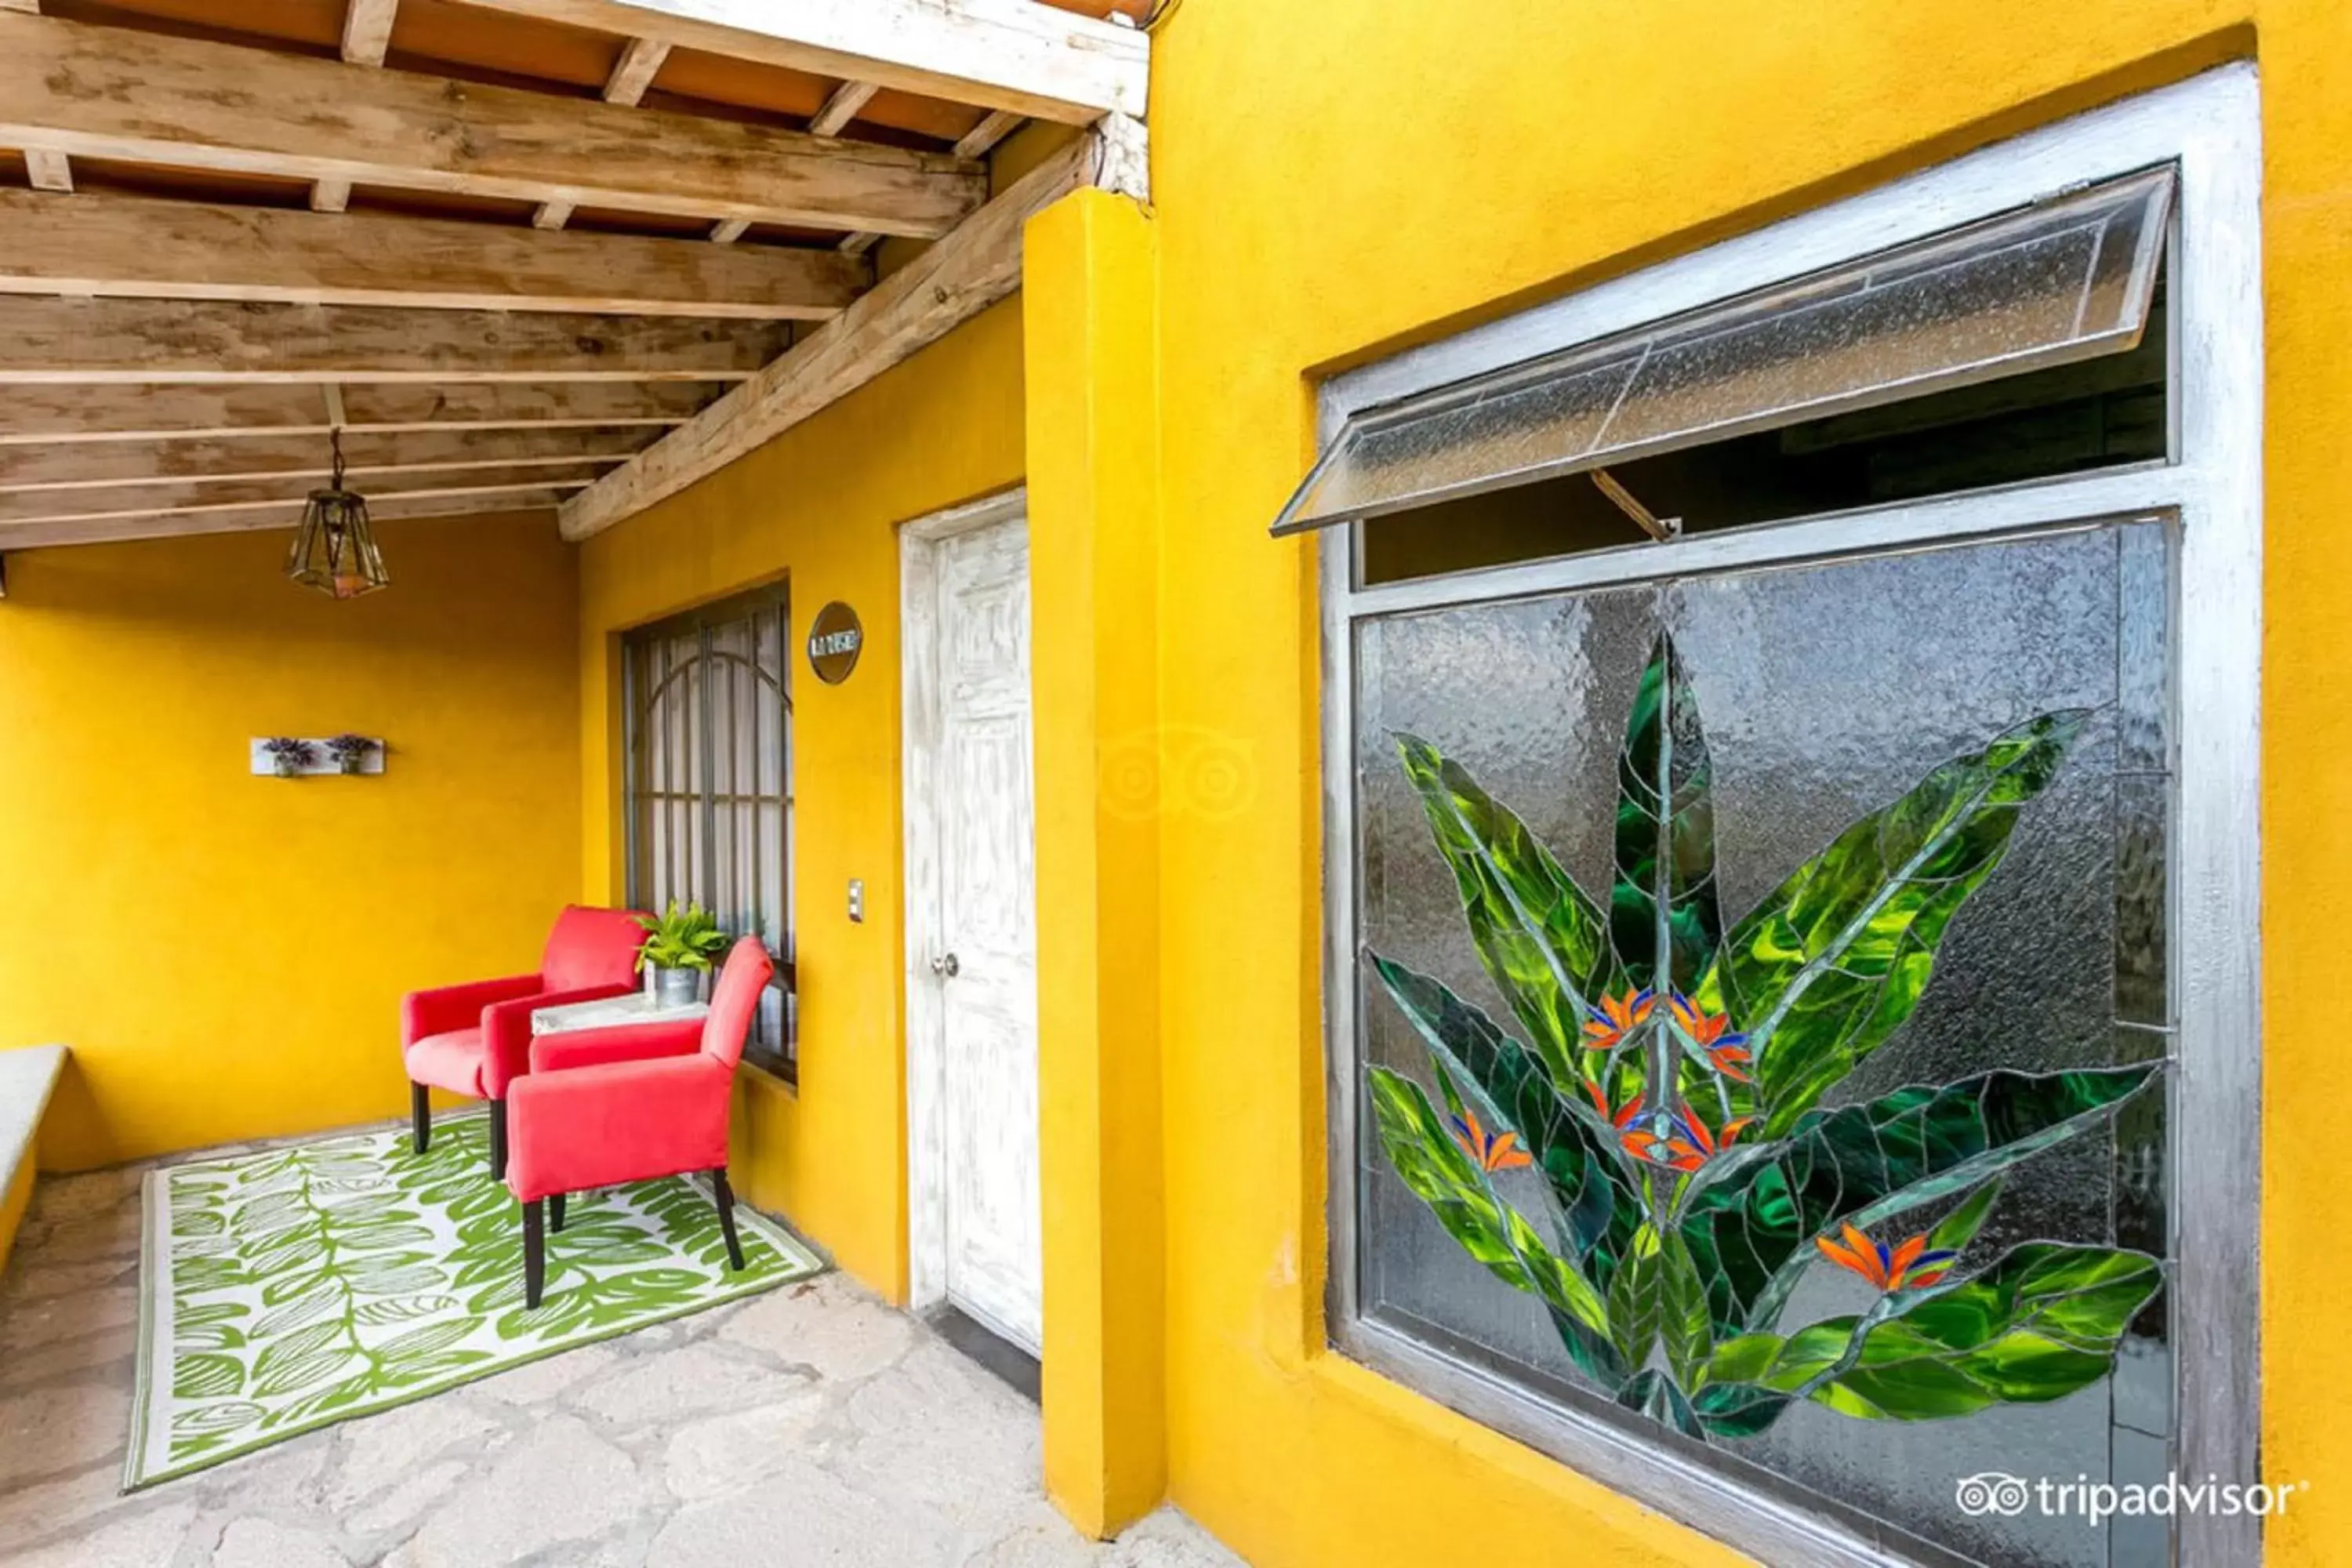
[1317,65,2261,1567]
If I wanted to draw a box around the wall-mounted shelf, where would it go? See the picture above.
[249,738,387,778]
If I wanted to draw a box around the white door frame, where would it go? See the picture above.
[899,484,1032,1319]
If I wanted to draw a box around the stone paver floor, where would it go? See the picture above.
[0,1157,1245,1568]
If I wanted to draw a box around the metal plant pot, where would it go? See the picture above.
[652,966,702,1007]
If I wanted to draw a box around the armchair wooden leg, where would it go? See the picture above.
[550,1192,566,1233]
[410,1083,430,1156]
[489,1098,509,1182]
[523,1198,546,1308]
[712,1168,746,1272]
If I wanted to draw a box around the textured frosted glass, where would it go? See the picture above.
[1278,169,2172,535]
[1352,521,2174,1566]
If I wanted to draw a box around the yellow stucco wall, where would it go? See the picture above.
[552,4,2341,1562]
[1133,2,2347,1566]
[0,514,583,1168]
[575,297,1029,1301]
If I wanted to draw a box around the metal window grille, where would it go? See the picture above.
[622,584,795,1076]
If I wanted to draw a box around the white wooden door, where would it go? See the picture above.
[920,514,1042,1349]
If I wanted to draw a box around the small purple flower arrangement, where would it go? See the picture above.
[325,734,379,775]
[261,737,318,779]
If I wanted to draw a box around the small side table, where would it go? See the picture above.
[531,992,710,1036]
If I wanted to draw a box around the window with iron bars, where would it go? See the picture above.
[622,583,796,1077]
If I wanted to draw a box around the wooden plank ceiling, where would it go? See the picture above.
[0,0,1150,551]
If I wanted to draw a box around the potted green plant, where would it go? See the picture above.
[325,733,379,775]
[261,736,317,779]
[635,899,730,1007]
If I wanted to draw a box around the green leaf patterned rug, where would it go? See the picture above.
[126,1111,824,1490]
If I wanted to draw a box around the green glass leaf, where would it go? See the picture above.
[1699,710,2086,1133]
[1618,1368,1705,1438]
[1928,1179,2004,1257]
[1369,954,1640,1274]
[1602,1225,1715,1394]
[1606,1229,1661,1373]
[1365,1065,1626,1389]
[1611,633,1722,996]
[1680,1065,2155,1335]
[1658,1230,1715,1394]
[1394,735,1620,1084]
[1695,1242,2162,1434]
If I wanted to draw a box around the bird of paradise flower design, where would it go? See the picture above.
[1363,632,2162,1440]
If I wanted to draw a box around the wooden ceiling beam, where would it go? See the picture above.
[0,11,985,238]
[314,0,399,212]
[1,0,72,193]
[0,187,866,320]
[955,111,1026,161]
[0,469,608,528]
[0,383,721,445]
[837,107,1028,256]
[0,298,789,385]
[452,0,1149,125]
[0,488,576,550]
[0,427,655,493]
[533,36,672,231]
[271,0,402,223]
[340,0,398,67]
[563,123,1134,539]
[810,80,880,138]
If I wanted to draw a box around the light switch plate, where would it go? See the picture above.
[848,878,865,923]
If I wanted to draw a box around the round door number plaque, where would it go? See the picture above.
[806,601,864,684]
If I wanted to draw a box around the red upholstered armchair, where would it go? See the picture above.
[401,905,648,1178]
[505,937,771,1307]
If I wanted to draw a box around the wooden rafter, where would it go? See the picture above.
[312,0,401,212]
[452,0,1149,125]
[0,12,987,239]
[0,469,610,528]
[340,0,398,67]
[0,384,719,446]
[0,298,790,385]
[956,111,1027,161]
[811,80,881,138]
[0,188,866,320]
[563,124,1137,540]
[0,488,583,550]
[533,36,673,231]
[0,0,71,193]
[0,428,655,493]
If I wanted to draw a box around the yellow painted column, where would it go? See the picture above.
[1025,186,1168,1539]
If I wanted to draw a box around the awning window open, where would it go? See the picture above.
[1269,165,2175,537]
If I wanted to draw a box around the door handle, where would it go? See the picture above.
[930,952,960,978]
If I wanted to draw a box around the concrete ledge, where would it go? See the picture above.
[0,1043,67,1200]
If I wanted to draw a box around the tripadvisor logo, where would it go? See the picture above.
[1955,1472,2308,1526]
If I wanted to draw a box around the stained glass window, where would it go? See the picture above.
[1350,521,2173,1566]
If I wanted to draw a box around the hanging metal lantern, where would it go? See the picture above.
[285,430,389,599]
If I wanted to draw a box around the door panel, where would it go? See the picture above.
[929,517,1041,1348]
